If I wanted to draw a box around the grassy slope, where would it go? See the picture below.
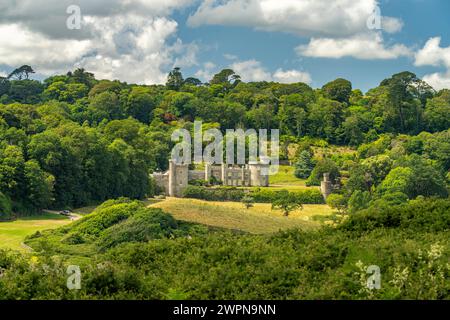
[0,213,70,251]
[151,197,332,234]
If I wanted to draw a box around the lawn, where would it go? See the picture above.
[0,213,71,251]
[151,197,333,234]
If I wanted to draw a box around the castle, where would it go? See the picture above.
[152,160,270,197]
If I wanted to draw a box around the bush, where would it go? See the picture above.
[251,188,324,204]
[182,185,325,204]
[326,194,347,214]
[98,208,179,249]
[341,198,450,233]
[182,186,245,201]
[306,158,340,186]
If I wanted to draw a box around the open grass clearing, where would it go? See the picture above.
[151,197,333,234]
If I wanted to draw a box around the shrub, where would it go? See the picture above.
[98,208,179,249]
[306,158,340,186]
[251,188,324,204]
[182,186,245,201]
[241,195,255,209]
[326,194,347,214]
[341,198,450,233]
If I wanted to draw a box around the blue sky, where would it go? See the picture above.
[1,0,450,92]
[173,0,450,91]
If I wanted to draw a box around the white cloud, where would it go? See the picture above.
[296,32,412,60]
[0,0,198,84]
[188,0,403,37]
[195,58,312,84]
[195,62,217,81]
[230,60,272,82]
[415,37,450,68]
[224,53,238,60]
[422,72,450,91]
[415,37,450,90]
[273,68,312,84]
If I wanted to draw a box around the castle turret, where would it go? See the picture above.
[320,173,332,199]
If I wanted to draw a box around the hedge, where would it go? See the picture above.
[182,186,324,204]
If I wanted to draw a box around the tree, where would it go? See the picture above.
[424,89,450,132]
[88,91,122,122]
[348,190,372,213]
[0,77,10,97]
[24,160,54,210]
[381,71,435,133]
[306,158,340,186]
[67,68,96,88]
[242,195,255,209]
[124,87,158,123]
[210,69,241,85]
[184,77,202,86]
[0,192,12,221]
[271,190,303,217]
[294,150,314,179]
[166,67,184,91]
[326,194,347,214]
[322,78,352,104]
[8,65,35,80]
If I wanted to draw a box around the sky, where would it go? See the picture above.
[0,0,450,92]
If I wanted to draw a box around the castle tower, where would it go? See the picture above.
[204,163,212,182]
[320,173,332,199]
[249,161,269,187]
[168,160,189,197]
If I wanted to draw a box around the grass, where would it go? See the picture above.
[0,213,71,251]
[266,165,318,191]
[151,197,333,234]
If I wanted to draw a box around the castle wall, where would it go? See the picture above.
[153,161,271,197]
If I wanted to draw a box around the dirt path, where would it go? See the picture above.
[42,210,82,221]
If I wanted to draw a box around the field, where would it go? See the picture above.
[151,197,333,234]
[0,213,70,251]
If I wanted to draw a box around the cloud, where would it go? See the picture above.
[188,0,403,37]
[0,0,198,84]
[199,59,311,84]
[296,32,412,60]
[0,0,196,39]
[415,37,450,90]
[223,53,238,60]
[230,60,272,82]
[272,68,312,84]
[195,61,217,81]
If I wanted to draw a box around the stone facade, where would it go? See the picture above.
[152,160,270,197]
[320,173,333,199]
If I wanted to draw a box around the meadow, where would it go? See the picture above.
[151,197,332,234]
[0,213,70,251]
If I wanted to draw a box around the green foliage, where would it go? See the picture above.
[322,78,352,104]
[306,158,340,186]
[98,208,180,249]
[326,194,347,214]
[271,190,303,216]
[294,150,314,179]
[0,192,12,221]
[241,195,255,209]
[166,67,184,91]
[182,186,245,202]
[251,188,324,204]
[348,190,372,214]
